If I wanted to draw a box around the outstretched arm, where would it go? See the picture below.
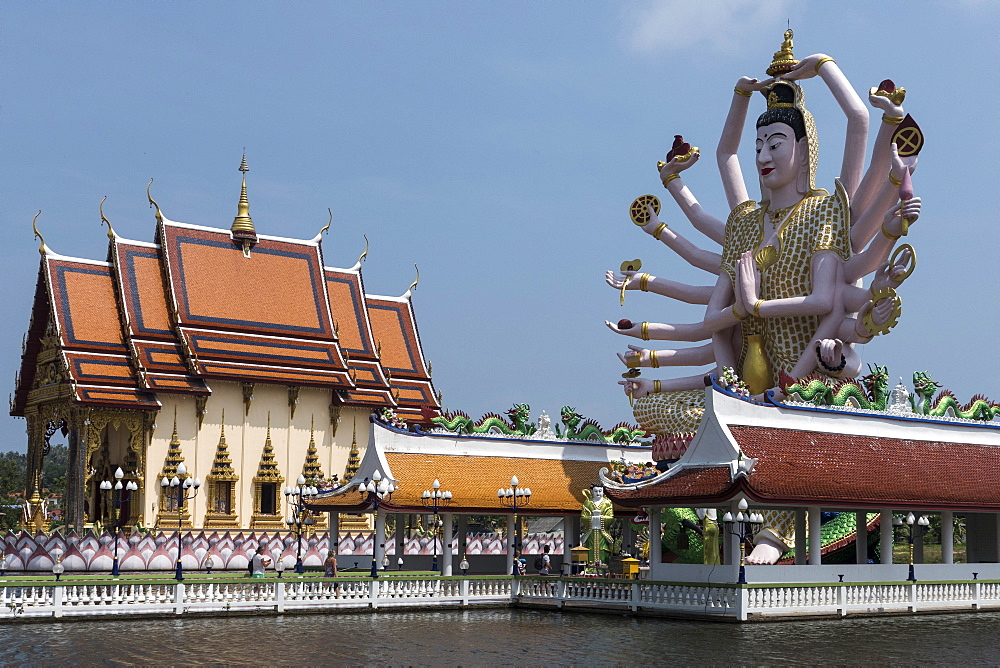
[845,197,920,283]
[782,55,869,198]
[620,374,707,399]
[852,88,906,218]
[605,319,709,342]
[605,269,713,305]
[639,206,721,275]
[618,343,715,369]
[717,77,773,209]
[658,152,726,245]
[850,146,917,251]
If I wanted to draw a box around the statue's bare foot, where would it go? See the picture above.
[745,536,785,565]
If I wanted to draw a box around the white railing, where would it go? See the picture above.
[0,576,512,621]
[514,577,1000,620]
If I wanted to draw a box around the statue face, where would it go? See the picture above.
[593,486,604,501]
[755,122,806,192]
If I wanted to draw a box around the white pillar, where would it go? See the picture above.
[649,507,662,567]
[855,511,868,565]
[794,509,807,566]
[374,510,386,571]
[880,509,893,564]
[442,512,454,576]
[457,515,468,558]
[942,511,954,565]
[506,513,516,575]
[808,506,821,566]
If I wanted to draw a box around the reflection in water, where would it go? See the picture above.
[3,608,998,665]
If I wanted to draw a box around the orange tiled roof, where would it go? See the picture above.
[309,453,606,515]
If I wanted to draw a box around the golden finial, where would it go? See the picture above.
[266,411,271,439]
[100,196,116,241]
[147,178,164,224]
[309,415,316,446]
[220,408,226,438]
[231,152,255,236]
[766,28,798,77]
[31,211,48,255]
[170,406,180,446]
[320,208,332,237]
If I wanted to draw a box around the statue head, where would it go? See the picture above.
[591,484,605,502]
[756,81,822,197]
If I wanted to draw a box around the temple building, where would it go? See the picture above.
[10,158,440,532]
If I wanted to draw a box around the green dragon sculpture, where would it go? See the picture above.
[557,406,646,444]
[431,403,536,436]
[911,371,1000,421]
[780,364,890,410]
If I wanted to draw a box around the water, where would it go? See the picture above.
[3,608,1000,666]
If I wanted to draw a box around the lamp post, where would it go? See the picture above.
[722,498,764,585]
[160,462,201,581]
[285,475,318,575]
[498,475,531,575]
[357,470,395,578]
[893,512,929,582]
[275,558,286,578]
[100,467,138,577]
[421,479,453,573]
[460,554,469,576]
[204,555,214,575]
[52,549,64,582]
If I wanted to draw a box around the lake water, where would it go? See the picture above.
[3,608,998,665]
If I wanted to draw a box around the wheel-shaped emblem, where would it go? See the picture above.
[630,195,661,226]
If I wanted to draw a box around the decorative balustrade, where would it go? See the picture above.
[0,575,512,621]
[513,577,1000,620]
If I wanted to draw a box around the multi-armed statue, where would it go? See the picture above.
[608,30,924,563]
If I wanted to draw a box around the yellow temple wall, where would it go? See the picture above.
[141,381,371,530]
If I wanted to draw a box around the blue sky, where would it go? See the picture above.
[2,2,999,453]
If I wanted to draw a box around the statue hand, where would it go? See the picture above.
[736,76,772,93]
[605,269,637,290]
[882,197,921,237]
[617,344,649,368]
[815,338,844,367]
[868,91,904,119]
[619,378,654,399]
[605,319,641,337]
[737,251,761,312]
[658,151,700,183]
[889,144,918,183]
[780,54,830,82]
[871,246,913,292]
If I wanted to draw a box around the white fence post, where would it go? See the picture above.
[276,581,285,613]
[630,582,640,612]
[53,584,63,618]
[737,586,749,622]
[369,579,378,609]
[460,578,469,606]
[174,582,184,615]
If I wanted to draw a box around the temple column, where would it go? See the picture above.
[808,506,821,565]
[649,507,662,567]
[880,509,894,564]
[622,517,634,557]
[564,514,579,549]
[856,511,868,564]
[374,511,386,573]
[441,512,454,576]
[914,518,925,564]
[941,510,954,564]
[394,514,405,569]
[506,513,516,575]
[65,423,88,531]
[794,509,807,565]
[329,513,340,553]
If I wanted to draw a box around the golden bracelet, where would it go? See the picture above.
[639,273,651,292]
[889,171,902,187]
[882,113,904,125]
[734,87,752,98]
[653,222,668,240]
[653,380,662,393]
[662,173,681,187]
[732,304,747,321]
[650,350,660,368]
[753,299,764,318]
[881,223,901,241]
[641,321,650,341]
[814,57,835,75]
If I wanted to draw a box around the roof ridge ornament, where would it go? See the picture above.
[146,178,164,224]
[231,152,258,257]
[401,264,419,300]
[349,234,369,272]
[31,211,50,255]
[312,208,332,244]
[100,196,117,241]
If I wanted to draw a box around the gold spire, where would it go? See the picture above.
[147,178,164,224]
[766,28,798,77]
[302,415,325,482]
[344,417,361,482]
[209,409,238,480]
[231,153,255,237]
